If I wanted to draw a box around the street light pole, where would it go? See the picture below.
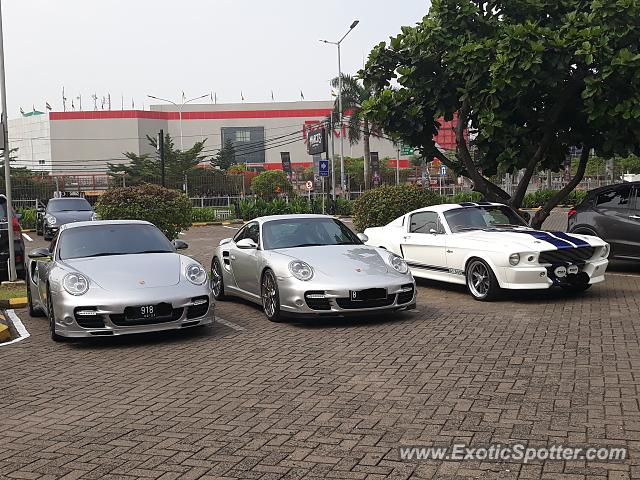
[147,93,208,152]
[0,0,17,282]
[321,20,359,199]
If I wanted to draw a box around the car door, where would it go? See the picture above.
[229,221,261,295]
[627,186,640,259]
[37,233,58,305]
[593,184,638,258]
[400,211,450,280]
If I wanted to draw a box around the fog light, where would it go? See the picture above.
[527,255,535,262]
[567,265,579,275]
[63,316,74,325]
[554,266,567,278]
[295,299,304,307]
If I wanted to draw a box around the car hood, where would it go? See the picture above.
[454,228,604,252]
[273,244,391,278]
[49,210,93,224]
[62,253,181,290]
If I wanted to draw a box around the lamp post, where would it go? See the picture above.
[321,20,359,198]
[0,0,17,281]
[147,93,208,152]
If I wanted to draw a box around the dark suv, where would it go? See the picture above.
[568,182,640,261]
[0,194,25,280]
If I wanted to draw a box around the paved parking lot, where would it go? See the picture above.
[1,217,639,479]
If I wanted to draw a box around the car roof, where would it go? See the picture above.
[59,219,153,231]
[407,202,506,215]
[585,181,640,196]
[251,214,339,224]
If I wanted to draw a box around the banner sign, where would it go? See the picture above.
[307,127,327,155]
[371,152,381,186]
[281,152,292,179]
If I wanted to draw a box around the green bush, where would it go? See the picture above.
[522,189,588,208]
[352,185,442,232]
[250,171,293,199]
[17,208,36,229]
[96,183,191,240]
[191,207,232,223]
[448,191,484,203]
[335,198,353,216]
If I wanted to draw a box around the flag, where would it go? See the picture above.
[300,90,305,100]
[62,87,67,112]
[331,90,337,97]
[182,91,186,102]
[101,97,105,110]
[241,91,244,101]
[214,92,217,104]
[72,100,75,111]
[271,90,274,101]
[19,107,25,116]
[108,93,111,110]
[46,102,52,111]
[132,98,135,109]
[210,92,214,103]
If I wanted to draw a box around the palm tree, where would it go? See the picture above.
[330,74,375,190]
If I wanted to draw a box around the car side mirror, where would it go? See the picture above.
[28,247,52,261]
[429,228,439,235]
[173,240,189,250]
[36,207,45,213]
[236,238,258,250]
[219,237,232,246]
[357,233,369,243]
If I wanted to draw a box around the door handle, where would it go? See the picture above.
[403,236,410,240]
[446,249,453,253]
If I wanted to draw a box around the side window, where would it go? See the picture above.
[245,223,260,245]
[409,212,442,234]
[632,188,640,211]
[233,226,247,243]
[596,186,632,209]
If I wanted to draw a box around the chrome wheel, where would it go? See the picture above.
[467,260,491,299]
[261,270,281,322]
[211,258,224,299]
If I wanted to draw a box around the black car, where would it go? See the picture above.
[0,194,26,280]
[36,197,95,240]
[568,181,640,261]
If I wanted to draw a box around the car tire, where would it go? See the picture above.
[46,287,66,342]
[27,280,45,317]
[211,257,226,301]
[466,258,501,301]
[261,269,282,322]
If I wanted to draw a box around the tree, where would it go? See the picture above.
[211,138,236,170]
[331,74,378,190]
[250,170,293,199]
[362,0,640,228]
[108,134,209,188]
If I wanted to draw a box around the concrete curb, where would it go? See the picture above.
[0,297,28,309]
[190,220,245,227]
[0,322,10,342]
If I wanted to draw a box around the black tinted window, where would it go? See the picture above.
[48,198,92,212]
[596,186,631,209]
[444,206,528,233]
[0,199,7,221]
[263,218,361,250]
[410,212,442,233]
[245,223,260,244]
[58,224,173,260]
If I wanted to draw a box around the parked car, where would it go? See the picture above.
[36,197,96,240]
[211,214,416,321]
[363,202,609,301]
[568,182,640,261]
[0,194,25,280]
[27,220,213,341]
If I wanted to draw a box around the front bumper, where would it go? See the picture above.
[276,276,417,316]
[51,286,214,338]
[500,257,609,289]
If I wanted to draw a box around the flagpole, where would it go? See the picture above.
[0,0,17,281]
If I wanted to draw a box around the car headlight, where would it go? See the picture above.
[389,253,409,274]
[91,213,98,221]
[509,253,521,266]
[289,260,314,281]
[185,264,207,285]
[45,214,57,225]
[62,273,89,296]
[601,244,610,258]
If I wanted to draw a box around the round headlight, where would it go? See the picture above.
[45,214,57,225]
[185,264,207,285]
[509,253,521,266]
[389,253,409,274]
[601,244,610,258]
[63,273,89,296]
[289,260,314,281]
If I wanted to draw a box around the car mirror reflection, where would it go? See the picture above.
[28,248,52,261]
[236,238,258,250]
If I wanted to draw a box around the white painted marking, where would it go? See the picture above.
[0,309,31,347]
[216,316,245,331]
[222,226,239,231]
[607,273,640,278]
[22,233,33,242]
[179,232,186,236]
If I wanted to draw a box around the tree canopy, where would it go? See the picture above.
[211,138,236,171]
[362,0,640,227]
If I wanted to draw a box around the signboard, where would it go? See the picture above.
[400,143,413,156]
[319,160,329,178]
[307,127,327,155]
[439,165,448,177]
[370,152,381,187]
[280,152,292,179]
[305,180,314,191]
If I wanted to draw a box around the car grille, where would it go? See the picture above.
[539,247,595,265]
[110,307,184,326]
[397,284,415,305]
[187,296,209,319]
[305,291,331,311]
[74,307,106,328]
[336,295,396,310]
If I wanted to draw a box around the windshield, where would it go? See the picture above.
[262,218,361,250]
[48,198,92,212]
[444,205,528,233]
[58,224,174,260]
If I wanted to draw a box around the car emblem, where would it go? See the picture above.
[139,279,146,285]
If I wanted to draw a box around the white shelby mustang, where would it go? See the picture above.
[363,202,610,301]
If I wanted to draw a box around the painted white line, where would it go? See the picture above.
[22,233,33,242]
[607,273,640,278]
[222,225,240,230]
[0,309,30,347]
[216,316,245,332]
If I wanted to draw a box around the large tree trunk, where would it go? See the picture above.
[530,146,590,229]
[363,120,371,190]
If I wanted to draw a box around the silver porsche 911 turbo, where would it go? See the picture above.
[27,220,214,341]
[211,214,416,321]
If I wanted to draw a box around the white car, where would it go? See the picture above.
[363,202,610,300]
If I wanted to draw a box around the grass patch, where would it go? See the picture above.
[0,283,27,301]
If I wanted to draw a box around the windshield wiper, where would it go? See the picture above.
[132,250,172,254]
[84,252,129,258]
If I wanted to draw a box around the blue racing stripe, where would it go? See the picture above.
[517,231,575,250]
[549,231,590,248]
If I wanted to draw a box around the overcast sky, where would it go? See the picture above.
[3,0,428,118]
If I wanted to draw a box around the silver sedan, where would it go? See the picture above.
[210,215,416,321]
[27,220,214,341]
